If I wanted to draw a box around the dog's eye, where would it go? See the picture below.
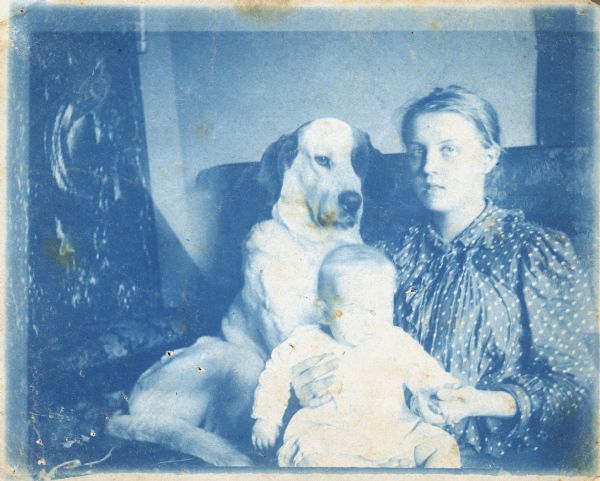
[314,155,331,168]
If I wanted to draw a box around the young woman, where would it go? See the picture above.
[385,85,596,467]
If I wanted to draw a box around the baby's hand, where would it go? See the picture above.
[252,419,280,452]
[410,390,446,426]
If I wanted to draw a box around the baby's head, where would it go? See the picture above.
[317,244,397,346]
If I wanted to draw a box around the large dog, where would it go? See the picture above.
[107,118,379,466]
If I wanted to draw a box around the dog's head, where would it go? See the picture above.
[257,118,379,232]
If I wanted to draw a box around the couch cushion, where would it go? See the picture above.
[189,162,271,298]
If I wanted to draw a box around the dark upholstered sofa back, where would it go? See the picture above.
[188,146,596,328]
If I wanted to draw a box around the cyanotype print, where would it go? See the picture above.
[4,3,598,478]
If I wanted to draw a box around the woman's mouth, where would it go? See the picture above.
[423,182,445,192]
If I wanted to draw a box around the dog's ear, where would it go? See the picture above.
[257,131,299,206]
[352,130,381,180]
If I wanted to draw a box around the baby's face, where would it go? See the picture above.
[321,274,394,346]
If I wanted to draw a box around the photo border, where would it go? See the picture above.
[1,1,597,479]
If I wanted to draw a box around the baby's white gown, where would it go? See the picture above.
[252,324,458,467]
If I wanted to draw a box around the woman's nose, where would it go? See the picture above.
[422,149,442,175]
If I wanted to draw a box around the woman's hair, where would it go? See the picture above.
[400,85,502,151]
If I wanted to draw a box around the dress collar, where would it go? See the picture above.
[422,199,512,252]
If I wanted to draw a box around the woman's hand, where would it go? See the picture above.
[433,386,517,425]
[290,352,341,408]
[412,386,517,425]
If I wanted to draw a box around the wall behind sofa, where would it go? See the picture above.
[168,30,537,186]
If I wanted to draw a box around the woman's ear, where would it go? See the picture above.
[482,144,501,175]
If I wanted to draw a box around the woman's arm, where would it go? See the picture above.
[450,230,595,456]
[503,231,596,448]
[428,228,595,458]
[431,386,517,425]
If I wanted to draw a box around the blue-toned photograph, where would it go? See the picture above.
[5,3,599,478]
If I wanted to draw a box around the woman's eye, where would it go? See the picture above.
[315,155,331,168]
[440,145,459,155]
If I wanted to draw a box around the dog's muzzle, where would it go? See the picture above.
[337,190,362,228]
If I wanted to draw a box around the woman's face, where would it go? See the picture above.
[405,111,498,214]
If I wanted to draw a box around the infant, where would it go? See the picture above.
[251,244,461,468]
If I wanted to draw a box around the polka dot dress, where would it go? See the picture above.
[379,200,596,459]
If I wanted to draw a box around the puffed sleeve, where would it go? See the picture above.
[487,228,597,455]
[388,327,459,394]
[252,326,327,426]
[252,330,304,426]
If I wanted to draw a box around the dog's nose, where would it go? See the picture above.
[338,191,362,215]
